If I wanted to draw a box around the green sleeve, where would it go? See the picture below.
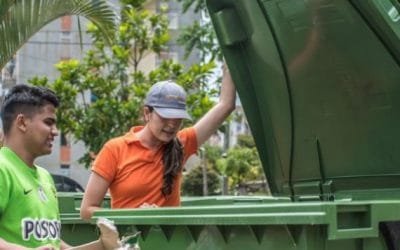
[0,168,10,217]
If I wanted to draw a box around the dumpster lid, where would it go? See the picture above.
[207,0,400,199]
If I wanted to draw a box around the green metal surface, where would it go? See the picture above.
[59,194,399,249]
[207,0,400,199]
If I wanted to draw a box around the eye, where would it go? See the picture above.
[44,119,56,126]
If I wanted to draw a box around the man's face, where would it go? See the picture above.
[24,104,58,157]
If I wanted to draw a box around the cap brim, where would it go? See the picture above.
[154,107,192,120]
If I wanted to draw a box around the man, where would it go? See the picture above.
[0,84,120,250]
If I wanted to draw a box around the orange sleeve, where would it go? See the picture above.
[178,127,198,161]
[91,140,119,183]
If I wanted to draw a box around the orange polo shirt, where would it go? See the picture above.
[92,126,198,208]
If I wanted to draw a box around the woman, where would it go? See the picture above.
[80,65,236,220]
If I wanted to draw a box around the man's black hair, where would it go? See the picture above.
[1,84,59,135]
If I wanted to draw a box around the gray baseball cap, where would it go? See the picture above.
[145,80,191,120]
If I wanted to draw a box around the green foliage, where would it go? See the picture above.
[0,0,116,69]
[182,139,266,196]
[30,2,220,168]
[237,134,256,148]
[30,57,143,166]
[182,144,222,196]
[177,21,221,62]
[176,0,222,61]
[182,144,223,196]
[213,134,266,194]
[182,166,221,196]
[203,144,223,166]
[225,147,261,185]
[176,0,206,16]
[120,0,147,9]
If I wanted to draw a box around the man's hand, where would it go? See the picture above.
[97,218,121,250]
[66,218,121,250]
[36,245,55,250]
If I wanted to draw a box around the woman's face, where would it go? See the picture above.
[145,109,183,143]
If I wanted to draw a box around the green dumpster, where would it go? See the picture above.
[60,0,400,249]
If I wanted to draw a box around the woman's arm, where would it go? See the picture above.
[194,64,236,146]
[80,172,110,221]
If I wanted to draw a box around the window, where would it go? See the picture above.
[156,50,179,65]
[169,13,179,29]
[61,16,72,32]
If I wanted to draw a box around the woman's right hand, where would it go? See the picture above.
[139,202,158,208]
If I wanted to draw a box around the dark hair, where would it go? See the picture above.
[162,138,184,196]
[145,106,184,196]
[1,84,59,135]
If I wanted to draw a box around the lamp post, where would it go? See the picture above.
[221,152,228,195]
[200,147,208,196]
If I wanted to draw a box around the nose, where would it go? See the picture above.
[52,125,59,136]
[166,118,182,127]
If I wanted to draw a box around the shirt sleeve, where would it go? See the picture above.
[92,140,119,183]
[0,168,9,217]
[178,127,198,161]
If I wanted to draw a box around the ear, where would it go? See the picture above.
[143,107,151,122]
[15,114,27,132]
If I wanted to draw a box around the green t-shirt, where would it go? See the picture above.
[0,147,61,249]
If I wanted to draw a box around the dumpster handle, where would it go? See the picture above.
[328,204,378,240]
[211,8,247,46]
[389,0,400,13]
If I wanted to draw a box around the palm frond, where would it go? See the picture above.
[0,0,117,69]
[0,0,17,18]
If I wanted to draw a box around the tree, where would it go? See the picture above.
[0,0,117,69]
[30,2,218,167]
[182,166,220,196]
[225,147,262,192]
[214,134,267,195]
[236,133,256,148]
[176,0,221,62]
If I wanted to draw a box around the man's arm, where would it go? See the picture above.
[194,64,236,146]
[0,238,54,250]
[66,217,121,250]
[0,238,28,250]
[60,240,71,250]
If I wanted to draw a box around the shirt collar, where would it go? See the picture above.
[123,126,144,144]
